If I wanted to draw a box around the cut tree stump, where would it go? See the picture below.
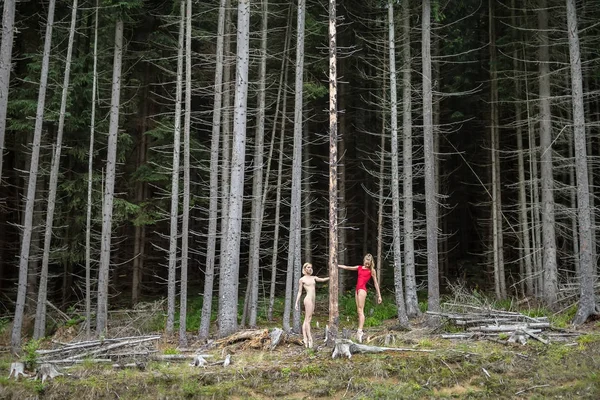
[8,362,27,380]
[36,363,63,383]
[331,339,435,359]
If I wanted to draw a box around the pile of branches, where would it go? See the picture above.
[36,335,161,365]
[429,281,586,345]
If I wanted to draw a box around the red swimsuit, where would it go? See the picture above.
[356,266,372,293]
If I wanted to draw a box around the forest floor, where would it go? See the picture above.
[1,301,599,399]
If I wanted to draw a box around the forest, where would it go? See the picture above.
[0,0,599,357]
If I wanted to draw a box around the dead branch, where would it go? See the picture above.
[331,339,434,359]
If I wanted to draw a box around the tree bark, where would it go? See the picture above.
[166,0,185,336]
[567,0,598,324]
[388,0,409,326]
[401,0,418,318]
[198,0,227,341]
[538,0,558,306]
[96,19,124,336]
[422,0,439,313]
[0,0,16,183]
[86,0,100,337]
[327,0,339,344]
[34,0,79,339]
[11,0,56,352]
[218,0,250,337]
[178,0,192,348]
[284,0,305,332]
[245,0,268,328]
[489,0,506,300]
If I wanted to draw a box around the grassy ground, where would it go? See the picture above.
[1,295,599,399]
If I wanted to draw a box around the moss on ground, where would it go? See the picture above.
[2,332,598,399]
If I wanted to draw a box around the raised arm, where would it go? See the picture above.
[371,270,382,304]
[337,264,359,271]
[295,279,303,310]
[315,276,330,283]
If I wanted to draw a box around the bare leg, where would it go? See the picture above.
[356,289,367,342]
[303,297,315,348]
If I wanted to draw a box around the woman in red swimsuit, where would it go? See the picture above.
[337,253,382,343]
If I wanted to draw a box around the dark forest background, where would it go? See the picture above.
[0,0,598,340]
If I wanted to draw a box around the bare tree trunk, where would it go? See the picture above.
[567,0,599,324]
[86,0,100,337]
[402,0,418,318]
[166,0,185,337]
[523,66,542,297]
[388,0,409,327]
[96,19,124,336]
[489,0,506,300]
[302,116,312,265]
[284,0,305,332]
[327,0,339,345]
[267,14,292,320]
[34,0,79,339]
[220,1,233,253]
[217,0,250,338]
[376,25,387,286]
[179,0,193,347]
[198,0,227,341]
[245,0,268,328]
[512,3,533,297]
[538,0,558,306]
[11,0,56,352]
[0,0,16,183]
[422,0,439,313]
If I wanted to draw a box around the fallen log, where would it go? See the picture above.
[467,323,550,332]
[331,339,434,359]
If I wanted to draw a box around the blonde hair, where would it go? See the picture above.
[363,253,375,271]
[302,262,312,274]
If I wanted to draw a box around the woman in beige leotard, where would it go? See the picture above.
[295,262,329,349]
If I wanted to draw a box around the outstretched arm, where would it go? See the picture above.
[315,276,330,283]
[371,270,382,304]
[337,264,359,271]
[295,279,303,310]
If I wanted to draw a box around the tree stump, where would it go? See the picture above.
[36,363,63,383]
[8,362,27,380]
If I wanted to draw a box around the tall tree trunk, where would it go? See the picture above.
[538,0,558,306]
[267,12,292,320]
[0,0,16,183]
[132,66,149,306]
[198,0,227,341]
[376,23,387,286]
[96,19,124,336]
[284,0,305,332]
[422,0,439,313]
[512,1,533,297]
[86,0,100,337]
[524,66,543,297]
[244,0,268,328]
[166,0,185,336]
[11,0,56,352]
[179,0,192,347]
[489,0,506,300]
[388,0,409,326]
[402,0,418,318]
[327,0,339,344]
[34,0,79,339]
[217,0,250,338]
[302,115,311,265]
[567,0,599,324]
[219,0,232,276]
